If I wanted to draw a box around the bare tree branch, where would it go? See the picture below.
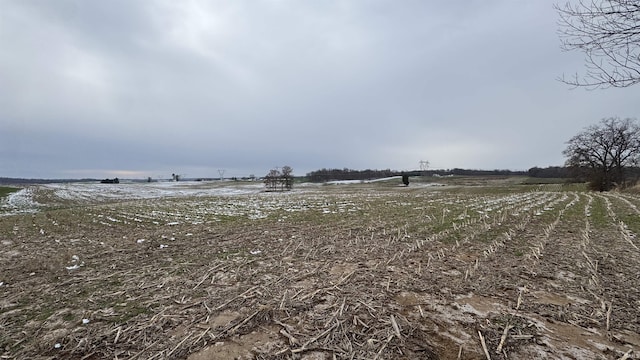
[556,0,640,88]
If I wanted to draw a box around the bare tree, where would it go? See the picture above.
[281,166,293,178]
[264,166,294,191]
[563,117,640,190]
[556,0,640,88]
[281,166,294,190]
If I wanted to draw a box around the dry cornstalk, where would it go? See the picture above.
[192,327,211,346]
[128,340,160,360]
[496,324,513,353]
[358,300,377,313]
[279,328,300,346]
[113,326,122,344]
[300,288,322,301]
[516,287,526,311]
[374,335,394,360]
[203,300,212,313]
[334,270,356,287]
[80,351,96,360]
[279,290,287,310]
[290,288,305,300]
[618,349,633,360]
[214,285,258,311]
[230,308,262,333]
[274,319,295,333]
[582,251,595,270]
[291,321,339,354]
[192,263,225,290]
[166,331,194,358]
[478,331,492,360]
[390,315,401,339]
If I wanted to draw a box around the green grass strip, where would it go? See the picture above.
[0,186,20,199]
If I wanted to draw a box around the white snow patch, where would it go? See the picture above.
[41,181,266,204]
[1,187,41,216]
[325,176,402,185]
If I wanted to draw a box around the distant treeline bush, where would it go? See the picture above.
[305,168,530,182]
[305,167,589,183]
[526,166,571,178]
[426,169,527,177]
[306,168,397,182]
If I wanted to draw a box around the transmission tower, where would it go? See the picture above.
[419,160,430,171]
[218,169,226,180]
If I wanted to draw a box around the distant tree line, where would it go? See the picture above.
[304,166,614,183]
[306,168,396,182]
[526,167,571,178]
[425,169,528,177]
[306,168,540,182]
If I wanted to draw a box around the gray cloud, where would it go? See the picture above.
[1,1,638,179]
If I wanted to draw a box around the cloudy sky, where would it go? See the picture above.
[1,1,638,179]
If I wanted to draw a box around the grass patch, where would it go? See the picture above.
[519,177,567,184]
[0,186,19,198]
[619,212,640,235]
[589,196,609,229]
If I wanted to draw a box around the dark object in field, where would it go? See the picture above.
[100,178,120,184]
[402,174,409,186]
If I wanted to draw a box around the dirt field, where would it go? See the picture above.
[1,179,639,359]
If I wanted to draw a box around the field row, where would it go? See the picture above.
[1,183,640,359]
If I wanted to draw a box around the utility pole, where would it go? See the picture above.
[218,169,225,181]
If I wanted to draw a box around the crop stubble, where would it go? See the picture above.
[1,182,639,359]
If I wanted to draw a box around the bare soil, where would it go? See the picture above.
[1,181,639,359]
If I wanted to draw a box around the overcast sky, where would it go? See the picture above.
[1,1,638,179]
